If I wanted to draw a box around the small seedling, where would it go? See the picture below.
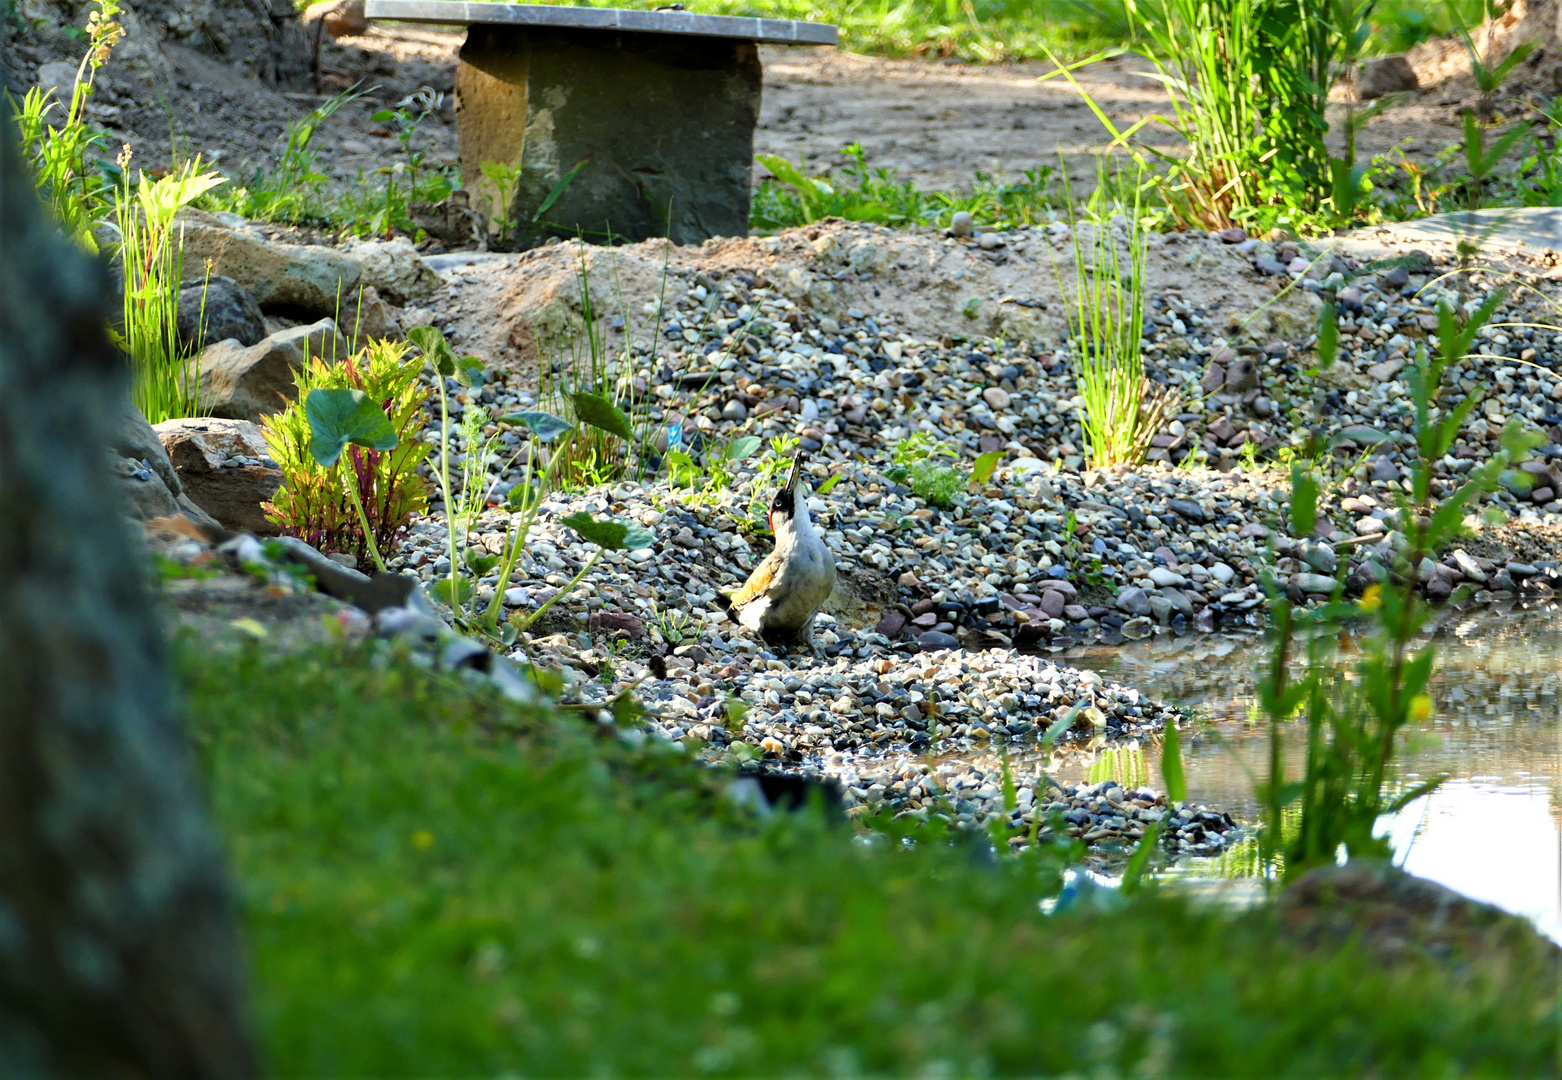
[479,159,523,245]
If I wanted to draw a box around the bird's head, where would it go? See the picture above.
[767,455,807,534]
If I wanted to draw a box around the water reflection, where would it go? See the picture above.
[1053,603,1562,940]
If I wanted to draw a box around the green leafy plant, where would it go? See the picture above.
[742,434,801,522]
[752,143,1059,232]
[1512,96,1562,207]
[1043,0,1377,231]
[538,250,655,489]
[263,340,431,563]
[1460,109,1531,214]
[1254,289,1544,878]
[112,158,227,423]
[405,326,649,637]
[669,433,764,509]
[651,600,695,646]
[406,325,488,614]
[357,89,457,237]
[478,158,523,246]
[531,157,589,231]
[11,0,122,245]
[885,433,966,507]
[1120,721,1186,895]
[305,388,399,571]
[1449,0,1537,119]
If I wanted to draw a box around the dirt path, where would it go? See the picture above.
[755,47,1179,188]
[755,45,1484,191]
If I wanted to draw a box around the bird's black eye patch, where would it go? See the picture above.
[770,485,796,520]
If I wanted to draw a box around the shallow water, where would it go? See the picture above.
[1051,604,1562,941]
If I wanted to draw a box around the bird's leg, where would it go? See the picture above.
[804,614,824,660]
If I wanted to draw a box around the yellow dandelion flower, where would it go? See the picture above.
[1408,695,1432,723]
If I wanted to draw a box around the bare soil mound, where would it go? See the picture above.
[440,219,1319,384]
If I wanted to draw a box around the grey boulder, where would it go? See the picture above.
[1115,586,1152,616]
[179,213,363,316]
[177,275,266,351]
[109,396,223,532]
[194,319,347,422]
[343,237,442,305]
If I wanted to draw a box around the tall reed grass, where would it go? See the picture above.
[1051,167,1176,467]
[113,159,226,423]
[1049,0,1376,229]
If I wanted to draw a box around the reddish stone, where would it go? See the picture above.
[875,610,907,637]
[589,610,645,638]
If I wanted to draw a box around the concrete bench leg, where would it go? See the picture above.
[456,25,760,249]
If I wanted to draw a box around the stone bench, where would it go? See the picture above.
[363,1,836,247]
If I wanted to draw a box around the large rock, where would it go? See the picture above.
[154,418,283,535]
[177,275,266,351]
[108,395,223,532]
[1354,55,1419,100]
[194,319,347,421]
[342,237,442,304]
[110,393,185,496]
[179,215,362,315]
[301,0,369,38]
[116,455,182,521]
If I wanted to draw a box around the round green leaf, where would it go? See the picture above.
[464,550,499,576]
[570,391,633,441]
[971,449,1003,484]
[506,481,538,512]
[406,326,457,378]
[455,355,486,388]
[305,388,398,469]
[499,411,573,443]
[562,511,654,551]
[428,577,473,606]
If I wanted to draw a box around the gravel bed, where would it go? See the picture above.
[522,628,1238,856]
[283,221,1562,856]
[401,228,1562,651]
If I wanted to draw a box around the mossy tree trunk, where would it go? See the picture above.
[0,100,257,1078]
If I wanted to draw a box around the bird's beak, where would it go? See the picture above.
[786,456,805,491]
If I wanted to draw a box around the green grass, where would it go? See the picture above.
[391,0,1483,63]
[366,0,1129,62]
[753,143,1062,232]
[184,639,1558,1076]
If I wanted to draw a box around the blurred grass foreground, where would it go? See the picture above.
[190,640,1558,1076]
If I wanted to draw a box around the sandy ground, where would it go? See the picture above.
[754,45,1512,189]
[755,47,1179,188]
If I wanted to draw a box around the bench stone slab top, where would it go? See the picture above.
[362,0,838,45]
